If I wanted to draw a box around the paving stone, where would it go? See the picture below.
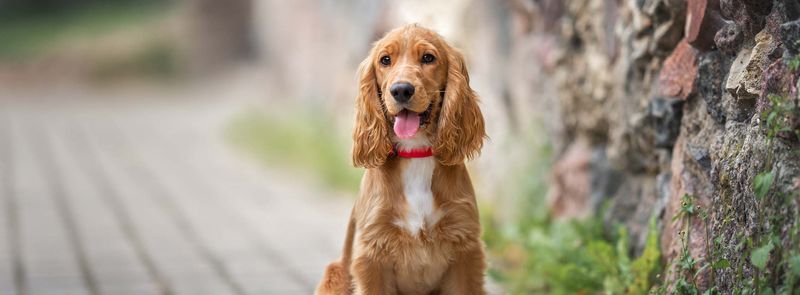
[10,114,90,295]
[86,128,238,295]
[0,115,17,295]
[0,96,352,295]
[45,122,161,295]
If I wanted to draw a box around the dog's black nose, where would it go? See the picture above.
[390,82,415,103]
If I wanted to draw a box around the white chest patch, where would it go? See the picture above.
[393,137,441,235]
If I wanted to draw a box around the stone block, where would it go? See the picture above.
[780,20,800,54]
[725,47,754,98]
[697,51,728,124]
[547,138,592,220]
[687,0,729,51]
[715,22,743,53]
[743,31,778,95]
[658,40,700,99]
[649,96,685,148]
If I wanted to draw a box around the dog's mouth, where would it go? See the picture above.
[391,105,432,139]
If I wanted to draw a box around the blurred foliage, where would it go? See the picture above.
[1,0,141,15]
[481,135,662,294]
[486,210,662,294]
[226,110,363,193]
[0,0,172,60]
[91,39,178,81]
[762,93,800,142]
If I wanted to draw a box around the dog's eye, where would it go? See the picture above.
[380,56,391,66]
[421,54,436,64]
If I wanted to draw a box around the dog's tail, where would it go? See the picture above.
[315,208,356,295]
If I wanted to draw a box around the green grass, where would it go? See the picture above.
[481,134,662,294]
[225,110,363,193]
[486,210,662,295]
[0,0,173,60]
[90,38,178,81]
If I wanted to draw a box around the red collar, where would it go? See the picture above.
[391,146,434,158]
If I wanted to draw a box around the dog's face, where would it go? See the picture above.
[372,28,448,139]
[352,25,485,168]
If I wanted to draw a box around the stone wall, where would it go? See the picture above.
[514,0,800,290]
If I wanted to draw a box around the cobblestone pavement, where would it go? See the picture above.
[0,93,351,295]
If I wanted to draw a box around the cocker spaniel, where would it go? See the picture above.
[316,24,487,295]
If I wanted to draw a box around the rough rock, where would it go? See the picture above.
[604,175,660,254]
[686,0,729,51]
[658,40,700,99]
[714,22,744,54]
[764,1,792,43]
[721,30,780,99]
[697,51,728,124]
[661,135,713,290]
[522,0,799,292]
[721,0,769,40]
[725,46,754,98]
[780,19,800,55]
[649,97,685,148]
[743,31,779,95]
[687,145,711,171]
[706,120,800,289]
[758,57,794,113]
[547,138,593,220]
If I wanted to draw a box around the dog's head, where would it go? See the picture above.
[352,24,486,168]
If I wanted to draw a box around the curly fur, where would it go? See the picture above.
[317,24,487,295]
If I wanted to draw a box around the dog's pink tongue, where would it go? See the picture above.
[393,110,420,139]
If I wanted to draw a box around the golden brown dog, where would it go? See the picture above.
[316,24,486,295]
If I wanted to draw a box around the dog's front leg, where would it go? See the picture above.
[438,247,487,295]
[351,254,395,295]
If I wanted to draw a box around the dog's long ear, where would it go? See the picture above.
[434,46,486,166]
[352,49,392,168]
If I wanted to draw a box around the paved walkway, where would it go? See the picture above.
[0,93,351,295]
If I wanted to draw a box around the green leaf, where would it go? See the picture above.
[712,258,730,269]
[768,94,783,104]
[790,57,800,71]
[766,111,777,126]
[751,242,774,270]
[753,171,774,199]
[695,263,711,279]
[702,287,717,295]
[628,218,662,295]
[789,255,800,276]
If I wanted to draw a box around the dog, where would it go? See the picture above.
[316,24,487,295]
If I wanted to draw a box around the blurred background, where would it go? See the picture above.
[0,0,558,294]
[2,0,799,294]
